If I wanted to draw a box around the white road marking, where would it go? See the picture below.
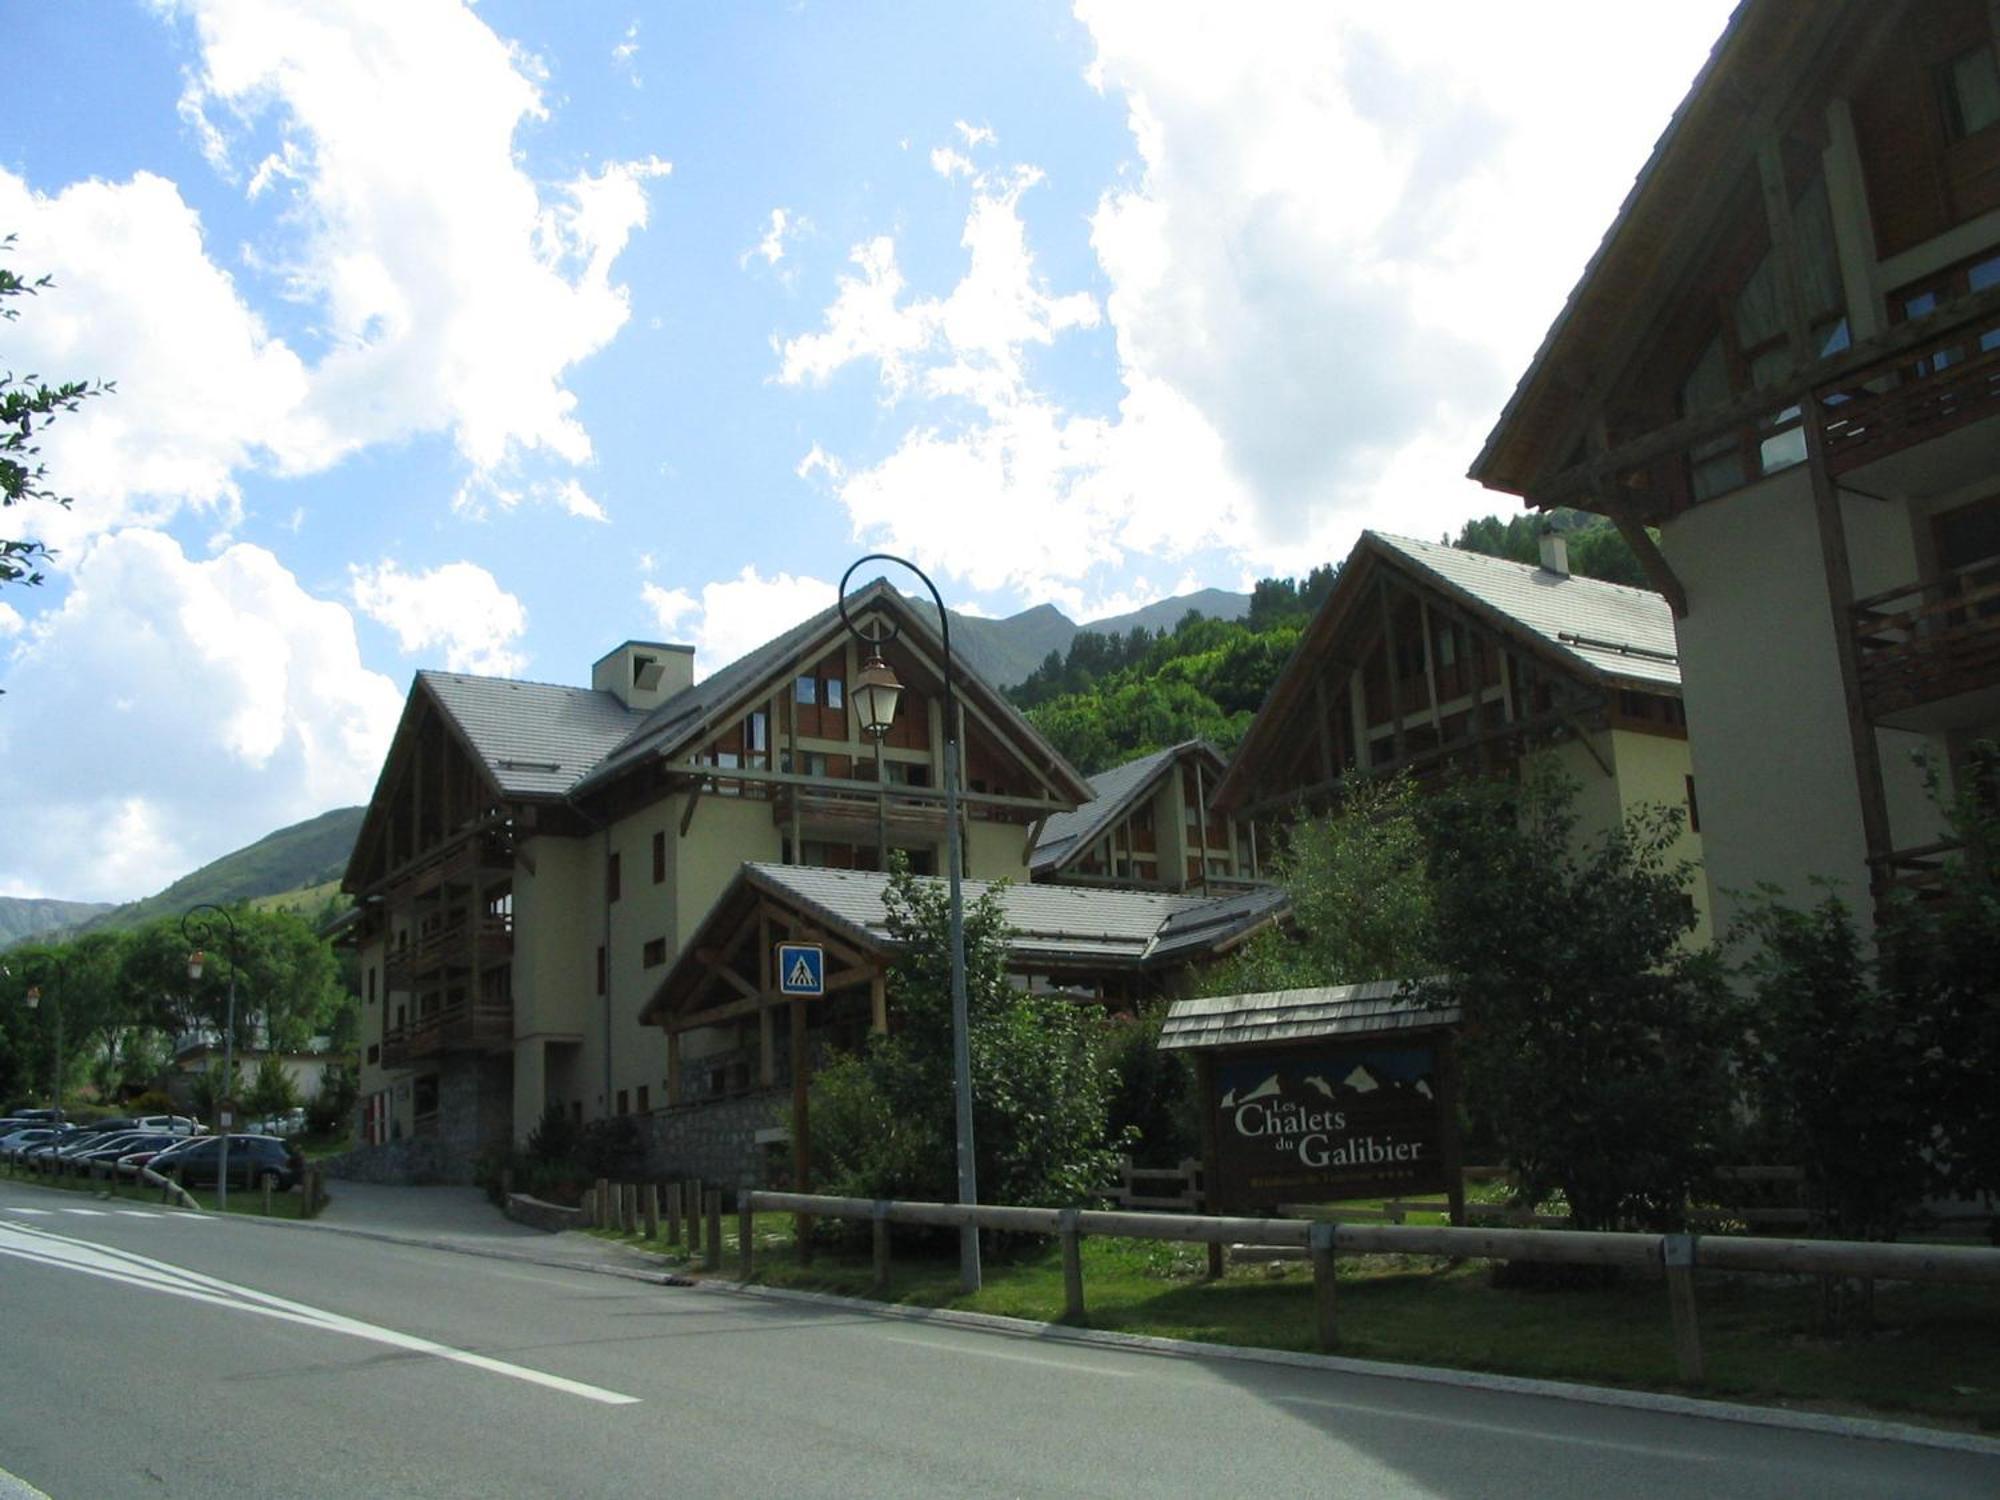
[884,1333,1136,1379]
[114,1211,165,1218]
[1275,1394,1715,1462]
[0,1221,640,1407]
[3,1209,52,1217]
[63,1208,107,1216]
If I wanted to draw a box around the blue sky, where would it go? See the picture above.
[0,1,1735,901]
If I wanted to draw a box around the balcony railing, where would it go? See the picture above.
[774,783,955,839]
[1818,317,2000,478]
[1868,839,1962,898]
[384,914,514,987]
[1850,561,2000,721]
[379,996,513,1068]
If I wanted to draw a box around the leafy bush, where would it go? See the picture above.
[1416,771,1734,1234]
[809,862,1127,1208]
[307,1064,359,1137]
[246,1055,301,1119]
[1102,1003,1197,1168]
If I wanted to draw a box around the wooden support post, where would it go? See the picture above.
[792,996,813,1262]
[643,1183,661,1240]
[261,1173,274,1217]
[1440,1035,1467,1228]
[595,1178,610,1229]
[1195,1052,1225,1280]
[624,1182,640,1234]
[871,1203,891,1293]
[581,1188,596,1228]
[870,972,888,1038]
[687,1178,703,1256]
[1664,1234,1705,1385]
[739,1194,755,1280]
[1310,1221,1340,1353]
[666,1183,683,1246]
[704,1190,722,1272]
[1060,1208,1086,1324]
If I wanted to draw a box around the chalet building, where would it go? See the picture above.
[636,862,1285,1186]
[1209,530,1708,941]
[342,583,1097,1162]
[1471,0,2000,934]
[1029,741,1251,890]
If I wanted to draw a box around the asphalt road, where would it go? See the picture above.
[1,1180,1995,1499]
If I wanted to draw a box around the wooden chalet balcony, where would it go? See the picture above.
[774,781,953,840]
[384,914,513,988]
[1851,562,2000,727]
[385,824,514,903]
[1868,839,1962,899]
[1819,309,2000,479]
[379,996,513,1069]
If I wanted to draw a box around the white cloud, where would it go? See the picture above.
[0,0,670,563]
[956,121,996,149]
[930,147,977,180]
[349,559,529,676]
[0,603,22,638]
[642,566,836,679]
[612,19,642,86]
[745,207,801,269]
[448,472,610,523]
[0,529,401,901]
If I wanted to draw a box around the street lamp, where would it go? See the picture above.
[838,554,981,1293]
[181,904,240,1211]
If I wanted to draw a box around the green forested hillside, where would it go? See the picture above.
[0,898,115,949]
[76,806,364,935]
[1007,514,1645,776]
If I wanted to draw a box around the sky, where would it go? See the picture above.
[0,0,1739,903]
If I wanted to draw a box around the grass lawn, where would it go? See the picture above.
[6,1162,314,1220]
[583,1209,2000,1434]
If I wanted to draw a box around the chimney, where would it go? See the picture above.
[592,641,694,711]
[1537,530,1570,578]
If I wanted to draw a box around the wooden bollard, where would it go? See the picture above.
[1664,1234,1704,1385]
[595,1178,610,1228]
[665,1183,683,1246]
[1310,1221,1339,1352]
[622,1182,638,1234]
[704,1189,723,1272]
[738,1195,754,1280]
[643,1183,660,1240]
[871,1205,891,1293]
[261,1172,274,1216]
[581,1187,597,1227]
[1060,1208,1086,1323]
[688,1179,705,1259]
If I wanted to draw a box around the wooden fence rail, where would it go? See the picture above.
[741,1189,2000,1386]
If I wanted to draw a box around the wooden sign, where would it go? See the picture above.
[1206,1042,1451,1211]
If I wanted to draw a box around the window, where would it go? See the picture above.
[794,675,818,705]
[637,1085,651,1114]
[616,1090,629,1116]
[652,829,666,883]
[572,1101,583,1125]
[366,1043,380,1065]
[643,937,667,968]
[595,945,606,996]
[607,852,621,903]
[825,677,844,710]
[1686,775,1701,835]
[748,711,769,756]
[1941,44,2000,140]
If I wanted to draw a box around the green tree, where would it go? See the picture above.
[246,1055,302,1120]
[1416,772,1733,1233]
[809,861,1126,1207]
[1205,775,1434,995]
[3,236,112,591]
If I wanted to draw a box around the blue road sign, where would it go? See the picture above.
[776,943,825,997]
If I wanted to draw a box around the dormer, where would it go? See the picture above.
[592,640,694,712]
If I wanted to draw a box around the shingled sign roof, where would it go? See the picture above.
[1160,982,1459,1052]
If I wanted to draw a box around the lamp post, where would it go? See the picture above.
[181,904,240,1210]
[838,555,981,1293]
[20,957,65,1122]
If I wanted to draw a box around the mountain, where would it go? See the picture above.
[0,898,116,949]
[71,806,367,935]
[914,588,1251,689]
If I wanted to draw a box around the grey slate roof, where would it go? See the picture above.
[572,579,1090,802]
[1371,532,1680,691]
[1030,740,1223,874]
[741,863,1279,970]
[1159,982,1459,1052]
[422,672,650,798]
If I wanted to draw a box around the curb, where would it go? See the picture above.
[10,1177,1996,1458]
[696,1278,2000,1458]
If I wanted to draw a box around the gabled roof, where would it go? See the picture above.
[421,672,649,798]
[1470,1,1868,497]
[638,863,1288,1024]
[1030,740,1228,875]
[1370,534,1680,691]
[573,579,1092,805]
[1159,981,1459,1052]
[1212,530,1679,810]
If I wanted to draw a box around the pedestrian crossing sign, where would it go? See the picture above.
[776,943,825,997]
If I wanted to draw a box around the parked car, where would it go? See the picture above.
[132,1114,205,1137]
[0,1126,65,1160]
[73,1132,178,1167]
[153,1134,302,1191]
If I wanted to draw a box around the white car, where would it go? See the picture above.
[132,1114,206,1137]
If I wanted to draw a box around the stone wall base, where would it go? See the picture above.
[637,1090,787,1190]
